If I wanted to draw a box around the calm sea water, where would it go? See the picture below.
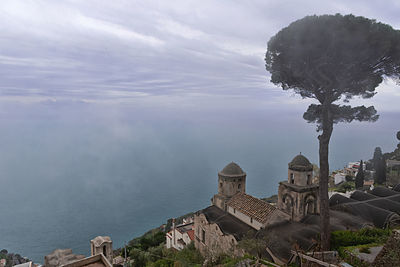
[0,103,398,263]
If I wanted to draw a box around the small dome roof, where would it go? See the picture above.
[219,162,245,176]
[289,154,313,171]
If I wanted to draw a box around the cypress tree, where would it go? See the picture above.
[355,160,364,189]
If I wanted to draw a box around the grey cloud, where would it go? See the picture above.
[0,0,399,110]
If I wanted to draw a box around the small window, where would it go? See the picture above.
[220,182,223,188]
[307,175,311,185]
[250,217,253,224]
[233,208,236,214]
[216,226,218,230]
[290,173,294,184]
[238,184,241,189]
[103,245,107,256]
[202,229,206,243]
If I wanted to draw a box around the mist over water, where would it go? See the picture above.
[0,102,398,262]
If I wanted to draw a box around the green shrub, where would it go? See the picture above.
[335,181,355,193]
[331,228,391,250]
[172,243,204,266]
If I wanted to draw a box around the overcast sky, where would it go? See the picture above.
[1,0,400,112]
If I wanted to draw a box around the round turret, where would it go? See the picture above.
[287,154,313,186]
[217,162,246,197]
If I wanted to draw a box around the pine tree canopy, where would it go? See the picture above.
[265,14,400,130]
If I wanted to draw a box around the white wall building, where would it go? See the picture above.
[166,221,194,250]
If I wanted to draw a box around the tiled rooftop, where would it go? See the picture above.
[227,193,277,224]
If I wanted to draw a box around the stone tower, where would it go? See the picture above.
[277,154,319,222]
[212,162,246,211]
[90,236,113,263]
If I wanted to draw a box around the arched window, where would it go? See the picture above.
[307,175,311,185]
[103,245,107,256]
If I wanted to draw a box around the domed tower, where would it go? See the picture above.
[288,154,314,186]
[212,162,246,211]
[277,154,319,221]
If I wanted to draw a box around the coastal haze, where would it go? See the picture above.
[0,0,400,263]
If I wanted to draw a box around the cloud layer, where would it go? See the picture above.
[0,0,399,110]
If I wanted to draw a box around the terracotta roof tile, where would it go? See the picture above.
[227,193,276,224]
[186,229,194,241]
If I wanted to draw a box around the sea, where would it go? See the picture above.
[0,102,398,263]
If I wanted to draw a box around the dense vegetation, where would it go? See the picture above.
[119,226,204,267]
[331,228,391,250]
[329,228,393,267]
[331,181,355,193]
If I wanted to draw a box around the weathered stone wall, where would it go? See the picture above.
[91,239,113,264]
[218,175,246,197]
[287,169,313,186]
[277,182,319,222]
[212,194,228,211]
[44,249,85,267]
[194,213,240,257]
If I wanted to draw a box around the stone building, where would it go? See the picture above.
[226,193,289,230]
[277,154,319,221]
[45,236,113,267]
[195,162,288,256]
[212,162,246,211]
[194,205,253,256]
[90,236,113,263]
[194,154,400,265]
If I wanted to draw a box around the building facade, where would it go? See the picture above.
[277,154,320,222]
[90,236,113,264]
[194,206,252,257]
[195,162,290,256]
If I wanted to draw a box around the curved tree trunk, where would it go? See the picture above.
[318,104,333,251]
